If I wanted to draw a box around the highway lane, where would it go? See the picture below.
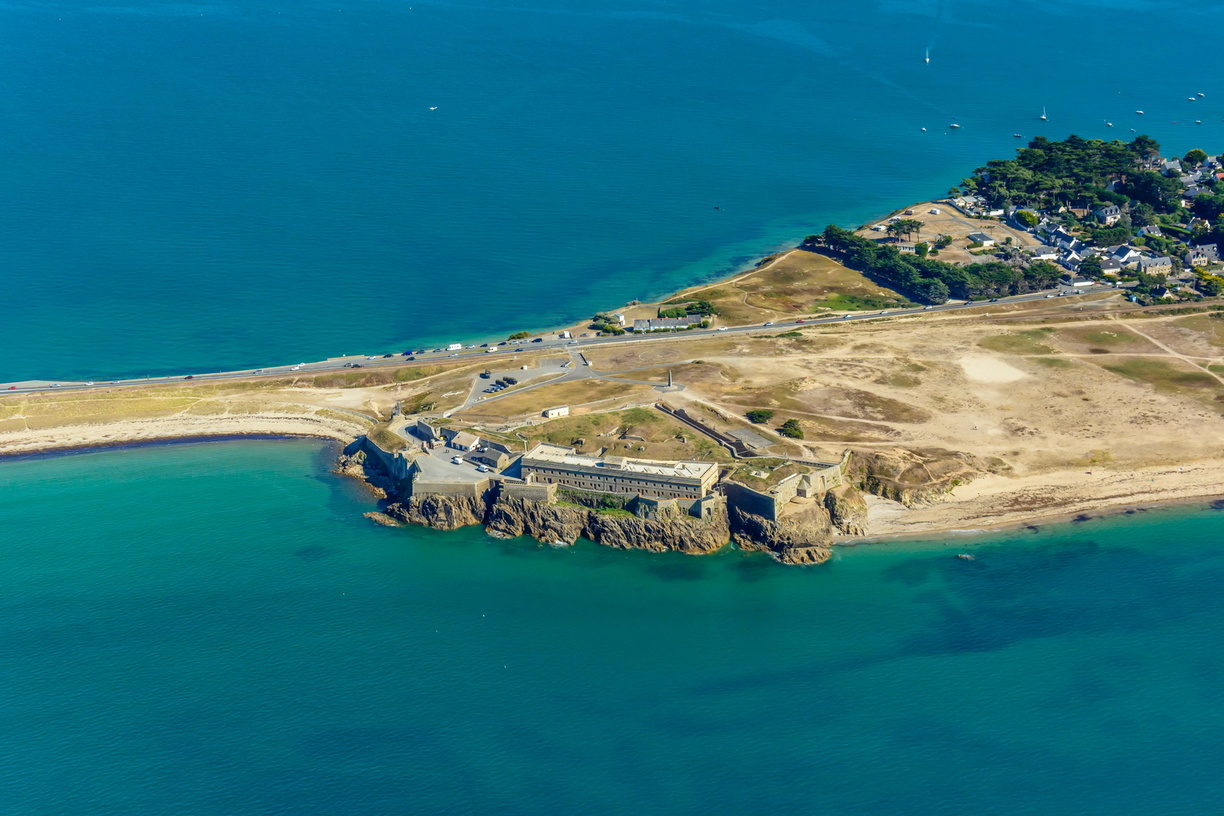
[0,285,1121,395]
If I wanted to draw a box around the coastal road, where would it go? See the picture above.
[0,285,1123,394]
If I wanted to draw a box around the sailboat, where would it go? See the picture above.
[1040,107,1048,121]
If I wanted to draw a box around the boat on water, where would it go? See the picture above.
[949,123,960,129]
[1040,106,1048,121]
[1013,133,1023,138]
[1136,110,1145,114]
[957,553,975,561]
[924,48,930,64]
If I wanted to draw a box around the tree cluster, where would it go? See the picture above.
[811,226,1062,303]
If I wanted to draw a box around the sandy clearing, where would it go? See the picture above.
[958,354,1028,383]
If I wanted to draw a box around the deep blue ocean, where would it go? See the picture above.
[1,0,1220,381]
[4,1,1224,812]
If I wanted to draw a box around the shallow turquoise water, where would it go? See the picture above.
[2,439,1223,814]
[1,0,1220,380]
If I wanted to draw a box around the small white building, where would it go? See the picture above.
[967,232,995,246]
[450,431,481,451]
[542,406,570,419]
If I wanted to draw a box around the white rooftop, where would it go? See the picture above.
[523,443,716,481]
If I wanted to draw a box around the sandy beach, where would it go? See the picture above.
[860,461,1224,541]
[0,412,369,458]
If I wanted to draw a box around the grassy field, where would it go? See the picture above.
[456,379,652,422]
[1054,326,1163,354]
[1099,358,1220,395]
[978,328,1059,355]
[674,250,909,325]
[518,406,735,463]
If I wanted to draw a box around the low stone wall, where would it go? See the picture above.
[409,478,492,501]
[502,482,556,503]
[357,436,415,482]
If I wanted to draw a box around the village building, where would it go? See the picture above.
[519,443,719,500]
[633,317,699,332]
[1093,204,1123,225]
[542,406,570,419]
[1139,255,1174,274]
[966,231,995,246]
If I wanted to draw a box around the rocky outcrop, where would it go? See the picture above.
[363,511,403,527]
[824,485,869,535]
[847,447,1006,506]
[729,502,834,565]
[386,493,487,530]
[486,496,731,554]
[485,497,587,546]
[333,448,391,499]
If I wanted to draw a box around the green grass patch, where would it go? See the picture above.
[811,293,916,312]
[1101,359,1218,392]
[978,330,1058,355]
[1033,357,1073,368]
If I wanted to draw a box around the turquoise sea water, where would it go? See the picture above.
[1,0,1221,381]
[5,2,1224,811]
[2,439,1224,814]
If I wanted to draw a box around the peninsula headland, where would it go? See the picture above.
[7,134,1224,563]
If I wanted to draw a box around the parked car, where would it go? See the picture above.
[717,326,728,331]
[531,338,543,343]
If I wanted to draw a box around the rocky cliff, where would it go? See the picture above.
[729,502,834,565]
[385,493,487,531]
[824,485,869,536]
[486,496,731,554]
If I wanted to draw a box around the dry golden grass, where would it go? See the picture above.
[455,379,653,422]
[674,250,908,325]
[519,406,735,463]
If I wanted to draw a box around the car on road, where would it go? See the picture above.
[51,384,59,387]
[879,310,889,314]
[763,321,774,327]
[1045,294,1056,298]
[514,347,525,352]
[795,319,806,324]
[717,326,728,331]
[842,314,853,319]
[184,375,195,380]
[923,305,934,310]
[85,381,95,386]
[254,369,264,374]
[382,353,394,358]
[449,353,459,357]
[7,386,15,390]
[531,338,543,343]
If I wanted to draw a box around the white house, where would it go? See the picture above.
[542,406,570,419]
[449,431,482,451]
[967,231,995,246]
